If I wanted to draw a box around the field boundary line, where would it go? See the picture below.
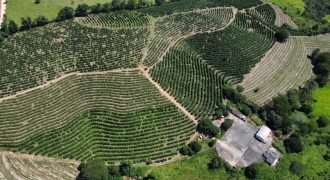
[139,66,198,124]
[0,68,139,103]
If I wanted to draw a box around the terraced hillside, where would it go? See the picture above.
[0,152,79,180]
[301,33,330,54]
[142,7,235,67]
[151,42,223,120]
[186,12,275,82]
[270,4,298,29]
[0,20,149,98]
[0,71,195,163]
[240,37,314,105]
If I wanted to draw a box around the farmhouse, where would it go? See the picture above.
[229,108,248,122]
[263,148,280,166]
[255,125,271,143]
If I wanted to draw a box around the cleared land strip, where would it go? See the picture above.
[0,68,139,103]
[140,66,198,124]
[270,4,298,29]
[301,33,330,55]
[0,151,79,180]
[240,37,313,105]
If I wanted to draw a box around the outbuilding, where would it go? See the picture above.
[255,125,271,143]
[263,147,280,166]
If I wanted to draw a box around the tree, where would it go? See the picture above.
[238,104,252,116]
[197,119,220,137]
[128,0,140,8]
[188,141,202,153]
[20,17,33,31]
[8,20,18,35]
[79,159,108,180]
[112,0,128,10]
[317,115,329,127]
[236,85,245,93]
[35,16,49,26]
[90,3,102,14]
[101,3,112,13]
[275,29,290,42]
[119,161,132,176]
[139,0,155,7]
[311,48,321,60]
[108,165,120,177]
[56,7,75,21]
[214,104,229,118]
[179,145,193,156]
[287,89,300,110]
[76,4,90,17]
[35,0,41,4]
[290,161,305,175]
[156,0,165,5]
[284,134,303,153]
[208,158,220,169]
[299,104,313,115]
[271,94,292,116]
[221,119,233,131]
[244,164,257,178]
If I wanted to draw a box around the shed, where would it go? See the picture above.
[263,148,280,166]
[255,125,271,143]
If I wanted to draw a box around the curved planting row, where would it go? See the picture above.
[270,4,298,29]
[150,42,223,120]
[247,4,276,26]
[0,71,195,163]
[240,37,313,105]
[301,34,330,55]
[0,21,149,98]
[138,0,261,17]
[143,7,234,67]
[79,11,151,28]
[0,152,79,180]
[186,13,275,83]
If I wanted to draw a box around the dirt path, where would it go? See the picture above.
[0,68,139,103]
[0,0,6,26]
[139,66,198,124]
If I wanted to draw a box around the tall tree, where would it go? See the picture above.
[75,4,90,17]
[56,7,75,21]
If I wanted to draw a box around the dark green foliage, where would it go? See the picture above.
[8,20,18,34]
[323,151,330,161]
[76,4,90,17]
[214,104,229,119]
[56,7,75,21]
[119,161,132,176]
[223,86,246,104]
[275,29,290,42]
[287,89,301,110]
[267,95,292,117]
[290,161,305,175]
[34,16,49,26]
[238,104,252,116]
[101,3,112,13]
[79,159,109,180]
[208,158,220,169]
[188,141,202,153]
[317,115,329,128]
[284,135,303,153]
[35,0,41,4]
[208,139,216,147]
[311,48,321,60]
[179,145,193,156]
[108,165,121,177]
[20,17,33,31]
[244,164,257,179]
[236,85,245,93]
[197,119,220,137]
[312,52,330,87]
[221,119,233,132]
[90,3,102,14]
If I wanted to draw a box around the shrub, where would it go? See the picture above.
[290,161,305,175]
[75,4,90,17]
[188,141,202,153]
[317,115,329,127]
[275,29,290,42]
[208,158,220,169]
[221,119,233,131]
[34,16,49,26]
[35,0,41,4]
[244,164,257,178]
[197,119,220,137]
[284,135,303,153]
[119,161,132,176]
[78,159,108,180]
[208,139,216,147]
[108,165,121,177]
[56,7,75,21]
[323,151,330,161]
[179,145,193,156]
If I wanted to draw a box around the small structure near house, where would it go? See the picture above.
[229,108,247,122]
[255,125,271,143]
[212,119,224,128]
[263,148,280,166]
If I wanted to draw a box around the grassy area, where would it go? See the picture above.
[265,0,314,27]
[312,82,330,119]
[149,146,230,180]
[6,0,109,24]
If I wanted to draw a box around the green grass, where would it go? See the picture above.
[265,0,314,27]
[6,0,109,24]
[312,82,330,119]
[149,148,229,180]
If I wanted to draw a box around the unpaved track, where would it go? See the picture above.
[0,68,139,103]
[139,66,198,124]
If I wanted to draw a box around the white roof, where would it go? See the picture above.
[256,125,271,141]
